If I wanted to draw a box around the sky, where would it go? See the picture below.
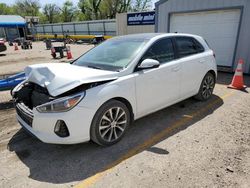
[0,0,79,7]
[0,0,158,8]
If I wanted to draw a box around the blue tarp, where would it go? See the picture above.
[0,23,26,27]
[0,72,26,91]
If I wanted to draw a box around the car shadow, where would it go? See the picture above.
[8,94,223,184]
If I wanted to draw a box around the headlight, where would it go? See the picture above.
[36,92,85,113]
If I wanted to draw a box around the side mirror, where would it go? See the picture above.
[138,59,160,70]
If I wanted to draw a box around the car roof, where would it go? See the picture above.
[112,33,203,41]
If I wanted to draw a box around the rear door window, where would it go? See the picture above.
[193,39,205,53]
[175,37,204,58]
[142,38,175,64]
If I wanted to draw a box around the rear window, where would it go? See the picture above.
[176,37,204,58]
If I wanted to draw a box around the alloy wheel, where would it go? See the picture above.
[202,75,215,99]
[99,107,127,142]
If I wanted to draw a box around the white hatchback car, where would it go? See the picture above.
[12,33,217,146]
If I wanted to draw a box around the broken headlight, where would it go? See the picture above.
[36,92,85,113]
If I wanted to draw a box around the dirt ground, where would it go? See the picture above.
[0,42,249,188]
[0,41,94,76]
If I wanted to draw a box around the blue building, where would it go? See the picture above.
[0,15,26,41]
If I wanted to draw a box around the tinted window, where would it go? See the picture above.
[176,37,204,58]
[193,39,205,53]
[142,38,175,63]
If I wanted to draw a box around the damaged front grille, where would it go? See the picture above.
[13,82,55,109]
[15,102,33,127]
[12,80,113,115]
[13,82,56,126]
[13,82,54,126]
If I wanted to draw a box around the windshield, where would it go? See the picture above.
[73,37,147,71]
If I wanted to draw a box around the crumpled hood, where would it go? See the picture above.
[24,63,118,96]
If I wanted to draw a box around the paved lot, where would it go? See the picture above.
[0,42,249,187]
[0,72,249,188]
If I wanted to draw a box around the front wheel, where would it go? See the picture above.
[90,100,131,146]
[194,72,215,101]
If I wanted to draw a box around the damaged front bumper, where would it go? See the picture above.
[12,82,97,144]
[15,102,96,144]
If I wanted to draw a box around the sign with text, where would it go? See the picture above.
[127,11,155,25]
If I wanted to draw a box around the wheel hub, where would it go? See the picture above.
[111,121,116,128]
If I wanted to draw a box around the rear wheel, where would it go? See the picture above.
[194,72,215,101]
[90,100,131,146]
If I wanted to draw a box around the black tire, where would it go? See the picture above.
[60,51,64,58]
[90,100,131,146]
[194,72,215,101]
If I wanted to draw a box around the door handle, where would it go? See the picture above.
[171,65,181,72]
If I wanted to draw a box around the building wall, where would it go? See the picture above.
[116,13,154,36]
[155,0,250,73]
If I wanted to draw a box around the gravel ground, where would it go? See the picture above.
[0,43,249,187]
[0,73,249,188]
[0,41,94,76]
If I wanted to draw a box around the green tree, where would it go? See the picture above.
[78,0,152,20]
[60,0,77,22]
[78,0,102,20]
[131,0,151,12]
[13,0,40,17]
[0,3,14,14]
[43,4,60,23]
[100,0,131,19]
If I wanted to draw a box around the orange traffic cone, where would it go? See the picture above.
[14,43,18,51]
[66,46,72,59]
[228,59,247,90]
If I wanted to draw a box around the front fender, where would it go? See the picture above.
[78,75,137,117]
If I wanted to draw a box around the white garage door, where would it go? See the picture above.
[170,9,241,67]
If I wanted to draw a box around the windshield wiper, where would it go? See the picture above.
[87,65,102,70]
